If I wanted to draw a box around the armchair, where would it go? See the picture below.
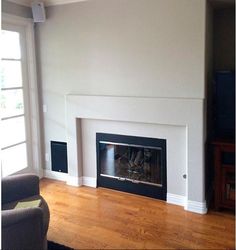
[2,174,50,250]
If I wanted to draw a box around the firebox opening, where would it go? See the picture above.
[96,133,167,200]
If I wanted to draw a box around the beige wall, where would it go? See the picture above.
[2,0,32,18]
[35,0,206,170]
[213,7,235,70]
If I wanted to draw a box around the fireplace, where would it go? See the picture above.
[96,133,167,200]
[65,95,206,214]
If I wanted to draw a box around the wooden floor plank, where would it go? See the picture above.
[40,178,235,249]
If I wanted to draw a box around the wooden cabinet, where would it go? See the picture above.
[212,139,235,210]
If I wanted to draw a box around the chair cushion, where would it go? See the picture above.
[2,195,50,235]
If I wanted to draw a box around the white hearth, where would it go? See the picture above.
[65,95,206,214]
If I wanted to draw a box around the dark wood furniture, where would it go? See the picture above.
[212,139,235,210]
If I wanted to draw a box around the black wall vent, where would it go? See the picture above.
[51,141,68,173]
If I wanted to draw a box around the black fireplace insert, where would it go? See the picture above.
[96,133,167,200]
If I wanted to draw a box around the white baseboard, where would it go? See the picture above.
[43,170,94,187]
[186,200,207,214]
[45,170,95,188]
[82,176,97,188]
[43,169,68,182]
[167,193,186,207]
[66,176,82,187]
[167,193,207,214]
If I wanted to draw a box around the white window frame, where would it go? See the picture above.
[2,13,42,177]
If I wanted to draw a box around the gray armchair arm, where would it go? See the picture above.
[2,208,44,250]
[2,174,40,205]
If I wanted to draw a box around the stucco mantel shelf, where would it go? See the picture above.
[65,95,206,214]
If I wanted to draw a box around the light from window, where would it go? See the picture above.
[1,29,28,177]
[1,30,21,59]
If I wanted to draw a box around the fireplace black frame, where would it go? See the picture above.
[96,133,167,200]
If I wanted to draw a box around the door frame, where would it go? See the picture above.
[2,13,42,177]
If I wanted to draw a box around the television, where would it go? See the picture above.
[213,71,235,139]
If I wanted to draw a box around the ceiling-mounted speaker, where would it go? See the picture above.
[31,2,46,23]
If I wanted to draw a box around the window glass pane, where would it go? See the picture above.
[1,60,22,88]
[2,116,26,148]
[1,143,28,177]
[1,89,24,118]
[1,30,21,59]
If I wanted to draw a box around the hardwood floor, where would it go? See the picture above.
[40,178,235,249]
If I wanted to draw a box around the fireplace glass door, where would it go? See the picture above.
[99,142,163,187]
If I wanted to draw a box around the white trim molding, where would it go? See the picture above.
[6,0,87,7]
[43,170,96,187]
[2,13,32,23]
[167,193,208,214]
[67,175,82,187]
[186,200,208,214]
[82,177,97,188]
[45,0,87,7]
[5,0,32,7]
[167,193,186,207]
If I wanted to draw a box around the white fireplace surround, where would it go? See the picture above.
[58,94,207,214]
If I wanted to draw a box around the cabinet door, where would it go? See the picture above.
[221,166,235,208]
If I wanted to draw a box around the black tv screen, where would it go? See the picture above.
[214,71,235,139]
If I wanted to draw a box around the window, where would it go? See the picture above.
[1,28,29,177]
[1,14,41,177]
